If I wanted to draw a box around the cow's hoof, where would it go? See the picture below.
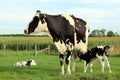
[66,72,71,75]
[59,72,64,75]
[71,69,75,73]
[109,71,112,73]
[83,71,87,73]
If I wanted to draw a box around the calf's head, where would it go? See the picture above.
[26,60,36,66]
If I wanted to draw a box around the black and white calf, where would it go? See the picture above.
[24,10,88,75]
[78,46,112,73]
[14,59,36,67]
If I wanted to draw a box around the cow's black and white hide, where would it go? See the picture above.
[78,46,112,73]
[14,59,36,67]
[24,10,88,75]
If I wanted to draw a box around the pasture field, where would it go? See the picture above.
[0,51,120,80]
[0,36,120,80]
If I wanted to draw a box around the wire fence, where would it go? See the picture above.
[0,44,58,56]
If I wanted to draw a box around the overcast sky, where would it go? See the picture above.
[0,0,120,34]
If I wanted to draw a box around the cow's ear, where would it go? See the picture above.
[36,10,41,13]
[40,14,46,19]
[40,14,46,24]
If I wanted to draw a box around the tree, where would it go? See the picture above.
[114,32,119,37]
[89,29,119,37]
[89,29,106,37]
[107,31,115,37]
[100,28,106,36]
[89,29,100,37]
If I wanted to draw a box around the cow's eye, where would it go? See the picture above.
[28,16,39,33]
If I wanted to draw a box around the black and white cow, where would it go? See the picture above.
[78,46,112,73]
[24,10,88,75]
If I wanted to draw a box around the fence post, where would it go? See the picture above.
[47,45,50,54]
[3,44,6,56]
[34,45,37,56]
[25,44,27,51]
[16,44,19,54]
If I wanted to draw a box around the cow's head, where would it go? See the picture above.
[24,10,48,34]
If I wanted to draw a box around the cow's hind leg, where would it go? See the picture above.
[59,54,64,75]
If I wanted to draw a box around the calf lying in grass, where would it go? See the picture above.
[78,46,112,73]
[14,59,36,67]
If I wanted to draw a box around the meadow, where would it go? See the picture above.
[0,36,120,80]
[0,51,120,80]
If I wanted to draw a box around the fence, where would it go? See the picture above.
[0,43,58,56]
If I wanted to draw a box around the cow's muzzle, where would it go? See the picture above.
[24,29,28,34]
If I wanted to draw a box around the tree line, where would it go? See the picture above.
[0,29,119,37]
[89,28,119,37]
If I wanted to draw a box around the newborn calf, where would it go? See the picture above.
[78,46,112,73]
[14,59,36,67]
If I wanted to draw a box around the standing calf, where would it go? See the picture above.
[78,46,112,73]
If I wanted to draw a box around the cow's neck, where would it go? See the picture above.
[45,14,75,44]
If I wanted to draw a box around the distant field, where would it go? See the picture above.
[88,37,120,54]
[0,51,120,80]
[0,36,120,54]
[0,36,52,44]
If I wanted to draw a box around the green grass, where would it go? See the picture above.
[0,51,120,80]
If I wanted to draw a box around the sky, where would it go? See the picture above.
[0,0,120,34]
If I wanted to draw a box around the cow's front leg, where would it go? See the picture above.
[66,50,72,74]
[59,54,64,75]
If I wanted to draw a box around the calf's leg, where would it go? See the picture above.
[90,61,94,72]
[83,61,88,73]
[96,54,105,72]
[104,56,112,73]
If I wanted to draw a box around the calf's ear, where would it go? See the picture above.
[26,61,32,66]
[104,46,110,50]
